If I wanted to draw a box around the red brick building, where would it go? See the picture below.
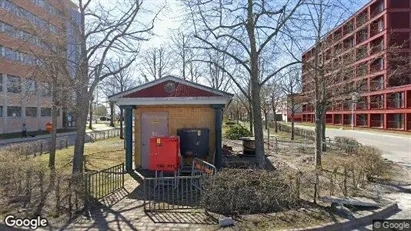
[301,0,411,131]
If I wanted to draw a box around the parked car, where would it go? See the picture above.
[100,116,111,121]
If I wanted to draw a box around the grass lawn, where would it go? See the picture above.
[35,137,126,174]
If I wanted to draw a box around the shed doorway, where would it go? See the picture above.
[141,112,169,169]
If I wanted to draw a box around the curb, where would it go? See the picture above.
[282,202,399,231]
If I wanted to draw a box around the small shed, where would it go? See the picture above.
[108,76,233,171]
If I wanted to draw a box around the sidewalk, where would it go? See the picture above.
[0,124,119,146]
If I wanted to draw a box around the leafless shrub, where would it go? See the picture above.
[334,136,360,154]
[0,150,84,219]
[201,169,299,215]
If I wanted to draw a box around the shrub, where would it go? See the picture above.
[225,121,236,126]
[225,125,252,140]
[201,169,298,215]
[334,136,359,153]
[355,145,388,181]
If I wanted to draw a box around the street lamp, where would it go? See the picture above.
[351,92,360,130]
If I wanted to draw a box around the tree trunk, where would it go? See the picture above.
[322,117,327,151]
[48,80,58,170]
[273,110,278,133]
[315,108,322,168]
[264,112,268,130]
[109,102,115,127]
[291,112,295,141]
[291,96,295,140]
[72,92,89,174]
[251,79,265,168]
[249,108,253,134]
[119,108,124,139]
[88,99,93,130]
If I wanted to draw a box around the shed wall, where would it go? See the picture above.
[134,105,216,168]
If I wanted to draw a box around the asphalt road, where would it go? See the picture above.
[291,124,411,230]
[293,124,411,168]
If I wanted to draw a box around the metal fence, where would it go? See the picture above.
[144,159,217,212]
[88,129,121,142]
[1,137,69,157]
[143,175,203,212]
[85,163,125,200]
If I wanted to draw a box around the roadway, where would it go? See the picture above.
[292,124,411,168]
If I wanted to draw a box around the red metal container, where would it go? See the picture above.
[149,136,181,172]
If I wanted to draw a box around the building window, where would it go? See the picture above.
[39,83,51,96]
[7,106,21,117]
[0,106,2,117]
[377,20,384,32]
[41,107,51,117]
[5,48,18,61]
[25,79,36,92]
[7,75,21,93]
[26,107,37,117]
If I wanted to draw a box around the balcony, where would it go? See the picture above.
[387,92,405,109]
[370,37,384,55]
[356,46,367,61]
[356,98,368,110]
[356,12,368,28]
[343,21,354,36]
[370,58,384,73]
[357,114,368,126]
[371,0,384,18]
[370,95,384,109]
[343,36,355,49]
[370,18,384,37]
[370,75,384,91]
[357,29,368,43]
[387,114,404,130]
[356,63,368,77]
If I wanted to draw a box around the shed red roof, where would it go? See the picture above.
[124,80,218,98]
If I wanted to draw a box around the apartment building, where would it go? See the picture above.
[0,0,79,134]
[301,0,411,131]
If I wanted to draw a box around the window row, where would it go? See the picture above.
[0,0,57,33]
[0,106,59,117]
[0,45,41,65]
[0,20,47,49]
[0,74,51,96]
[31,0,63,17]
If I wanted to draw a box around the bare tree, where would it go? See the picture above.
[269,83,284,133]
[101,60,138,139]
[170,30,191,80]
[184,0,303,168]
[281,68,302,140]
[66,0,159,174]
[205,43,232,91]
[141,46,175,81]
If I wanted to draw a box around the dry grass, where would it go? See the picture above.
[35,138,125,174]
[223,202,344,231]
[0,138,129,220]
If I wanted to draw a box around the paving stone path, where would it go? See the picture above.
[45,178,217,231]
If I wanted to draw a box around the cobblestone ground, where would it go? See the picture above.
[43,177,218,231]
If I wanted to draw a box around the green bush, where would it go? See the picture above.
[201,169,298,215]
[225,125,252,140]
